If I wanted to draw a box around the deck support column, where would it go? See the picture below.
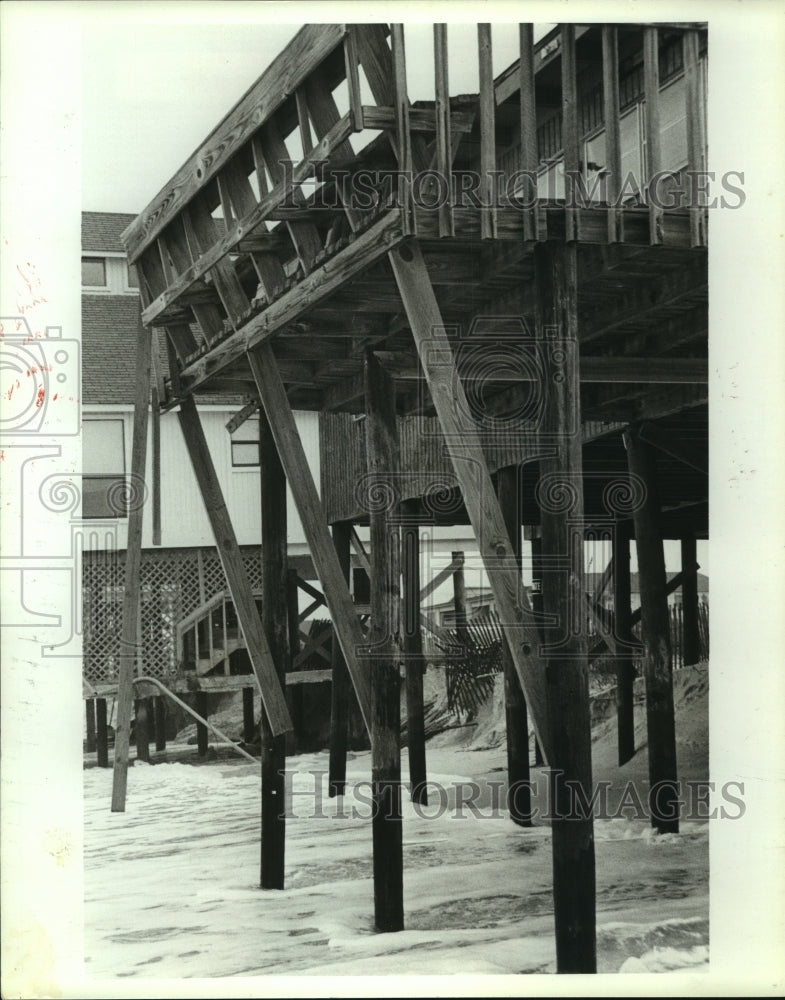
[401,502,427,805]
[614,520,636,765]
[624,425,679,834]
[329,521,352,798]
[535,240,596,973]
[134,697,151,762]
[530,532,545,767]
[365,350,404,932]
[96,698,109,768]
[681,534,701,666]
[496,466,532,826]
[451,551,468,644]
[85,699,96,754]
[242,688,256,744]
[260,405,288,890]
[154,695,167,752]
[111,322,152,811]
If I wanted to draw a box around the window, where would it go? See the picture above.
[82,257,106,287]
[231,416,260,467]
[126,263,139,289]
[82,418,127,517]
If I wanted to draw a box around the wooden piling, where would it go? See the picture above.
[134,697,151,763]
[154,695,167,752]
[329,521,351,798]
[614,520,636,766]
[535,240,596,973]
[681,534,701,666]
[496,466,532,826]
[530,533,545,767]
[365,350,404,933]
[196,691,209,757]
[85,698,96,754]
[96,698,109,768]
[624,424,679,834]
[401,500,427,805]
[452,551,468,644]
[242,687,256,744]
[260,404,288,890]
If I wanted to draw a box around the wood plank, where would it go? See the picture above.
[433,24,454,238]
[478,24,497,239]
[248,343,373,733]
[151,344,162,546]
[365,349,404,932]
[452,550,468,645]
[401,501,427,804]
[111,320,153,812]
[614,520,636,765]
[177,396,293,737]
[518,24,538,242]
[534,240,596,973]
[643,27,663,245]
[259,403,288,889]
[184,196,251,327]
[496,465,532,826]
[343,26,363,129]
[560,24,580,242]
[122,24,348,261]
[624,424,679,833]
[391,24,413,234]
[359,105,474,135]
[329,521,352,797]
[388,239,552,765]
[681,533,701,666]
[683,29,707,247]
[601,26,623,243]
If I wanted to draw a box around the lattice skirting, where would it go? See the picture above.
[82,546,263,686]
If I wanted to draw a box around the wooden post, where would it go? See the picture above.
[530,532,545,767]
[134,697,151,763]
[560,24,580,241]
[177,396,292,737]
[388,239,552,765]
[518,24,538,242]
[242,687,256,744]
[496,466,532,826]
[365,350,404,933]
[329,521,352,797]
[643,26,663,244]
[401,501,427,805]
[478,23,497,239]
[601,25,623,243]
[535,241,596,973]
[624,424,679,834]
[614,520,636,765]
[260,404,288,890]
[452,550,468,644]
[111,321,152,812]
[96,698,109,768]
[85,699,97,753]
[154,695,167,751]
[196,691,209,757]
[286,568,302,749]
[681,534,701,665]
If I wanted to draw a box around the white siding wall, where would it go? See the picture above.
[81,405,320,550]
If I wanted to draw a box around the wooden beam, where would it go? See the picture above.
[401,501,427,805]
[154,695,167,751]
[683,30,707,247]
[638,420,708,474]
[388,239,552,765]
[365,350,404,933]
[643,27,663,245]
[601,26,623,243]
[111,321,152,812]
[390,24,413,234]
[248,343,373,733]
[452,550,468,646]
[122,24,348,261]
[433,24,453,238]
[242,687,256,743]
[624,424,679,834]
[560,24,580,241]
[177,396,293,737]
[344,26,363,129]
[534,240,596,973]
[151,344,162,546]
[259,404,288,889]
[478,24,497,240]
[681,533,701,666]
[329,521,352,797]
[614,520,636,765]
[496,465,532,826]
[518,24,538,242]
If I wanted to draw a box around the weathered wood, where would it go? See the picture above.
[601,26,623,242]
[343,26,363,129]
[529,534,545,767]
[433,24,454,237]
[681,533,701,666]
[365,349,404,933]
[329,521,352,797]
[177,396,293,736]
[496,465,532,826]
[134,697,152,762]
[154,695,167,752]
[195,691,209,756]
[624,424,679,834]
[249,344,373,733]
[184,196,251,327]
[478,24,497,239]
[151,344,162,546]
[561,24,579,241]
[96,698,109,768]
[614,520,636,766]
[389,239,552,764]
[535,240,596,973]
[419,555,463,603]
[85,699,96,754]
[122,24,348,261]
[260,403,288,889]
[452,550,468,645]
[390,24,413,234]
[518,24,538,242]
[359,105,474,136]
[111,321,152,812]
[401,501,427,805]
[242,688,256,743]
[683,29,706,247]
[643,27,663,245]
